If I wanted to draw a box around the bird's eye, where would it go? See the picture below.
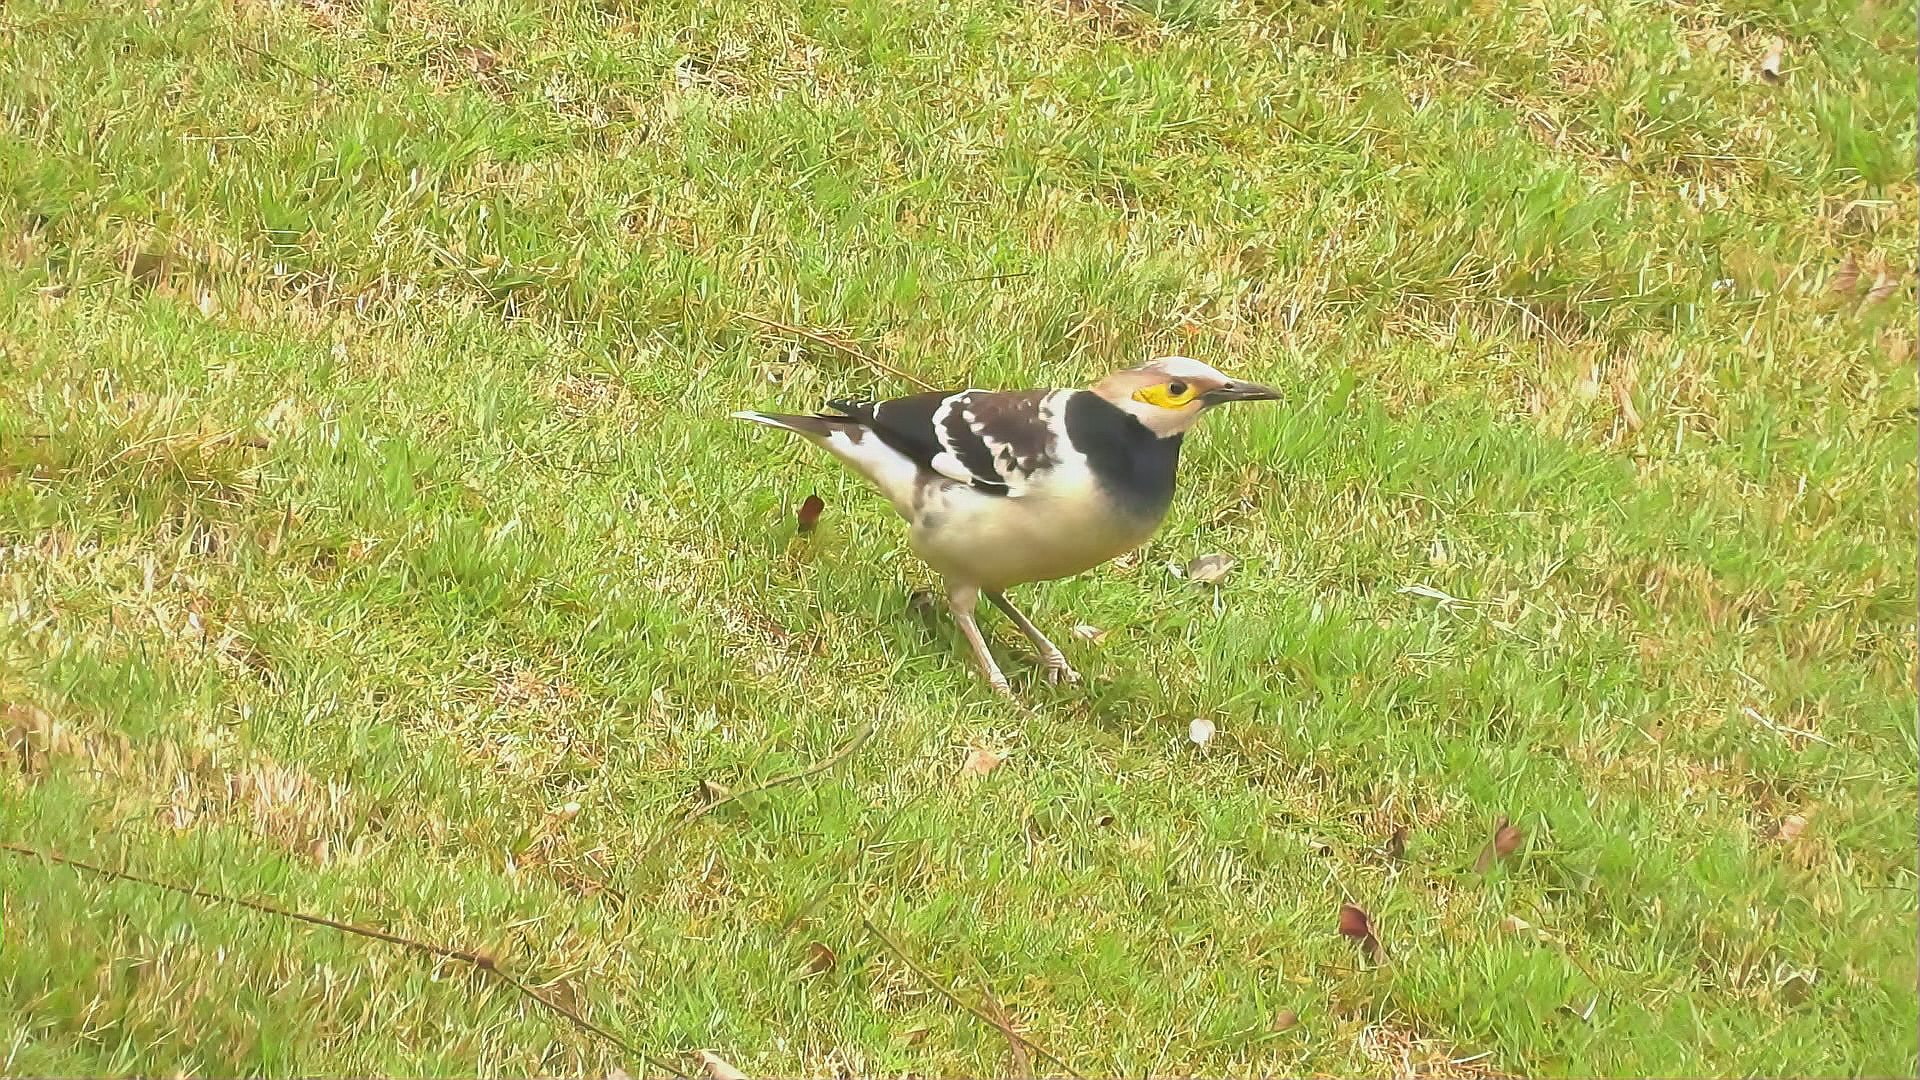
[1168,381,1188,397]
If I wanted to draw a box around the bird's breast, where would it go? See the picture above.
[908,475,1164,590]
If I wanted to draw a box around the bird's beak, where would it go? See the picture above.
[1203,381,1281,404]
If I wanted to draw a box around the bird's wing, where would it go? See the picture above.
[827,388,1067,496]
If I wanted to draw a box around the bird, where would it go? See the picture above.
[732,356,1279,696]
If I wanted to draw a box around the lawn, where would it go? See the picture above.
[1,0,1915,1074]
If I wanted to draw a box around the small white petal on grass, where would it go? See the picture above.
[1188,717,1215,746]
[1071,623,1107,643]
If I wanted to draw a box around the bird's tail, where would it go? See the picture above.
[732,408,918,515]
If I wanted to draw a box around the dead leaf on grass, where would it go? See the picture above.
[457,45,501,76]
[802,941,836,976]
[1865,269,1903,305]
[1071,623,1107,644]
[1472,815,1524,873]
[900,1025,931,1046]
[127,250,170,289]
[694,1050,747,1080]
[3,702,70,776]
[1777,812,1809,842]
[1758,38,1785,81]
[1777,968,1815,1005]
[1613,380,1644,432]
[1830,254,1861,294]
[961,747,1003,776]
[796,493,824,534]
[1054,0,1155,39]
[695,778,731,805]
[1184,553,1236,585]
[453,45,513,95]
[1338,902,1369,938]
[1384,826,1408,861]
[1495,819,1523,857]
[1273,1007,1300,1032]
[1338,902,1386,964]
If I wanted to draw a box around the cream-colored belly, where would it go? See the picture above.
[908,484,1161,591]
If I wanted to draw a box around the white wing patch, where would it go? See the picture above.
[929,389,1004,490]
[928,451,975,485]
[922,387,1075,497]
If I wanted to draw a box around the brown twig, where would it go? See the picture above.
[1,843,683,1077]
[937,270,1033,287]
[511,444,619,478]
[973,962,1034,1079]
[734,311,938,391]
[642,723,875,859]
[230,36,336,91]
[862,915,1087,1080]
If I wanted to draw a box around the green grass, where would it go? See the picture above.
[1,0,1915,1074]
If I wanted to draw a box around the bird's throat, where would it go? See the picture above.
[1065,391,1182,522]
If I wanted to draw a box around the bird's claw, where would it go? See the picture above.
[1044,657,1081,686]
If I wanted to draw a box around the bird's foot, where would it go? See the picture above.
[987,673,1015,698]
[1043,654,1081,686]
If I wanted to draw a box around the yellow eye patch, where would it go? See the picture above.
[1132,381,1200,409]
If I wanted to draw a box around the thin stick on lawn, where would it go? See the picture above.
[734,311,939,392]
[231,36,335,91]
[0,843,683,1078]
[936,270,1033,286]
[974,962,1035,1080]
[862,915,1088,1080]
[642,722,875,860]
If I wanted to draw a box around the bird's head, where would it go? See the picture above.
[1091,356,1280,437]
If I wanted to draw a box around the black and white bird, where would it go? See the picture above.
[733,356,1279,696]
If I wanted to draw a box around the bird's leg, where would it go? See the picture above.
[946,583,1012,697]
[987,590,1080,685]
